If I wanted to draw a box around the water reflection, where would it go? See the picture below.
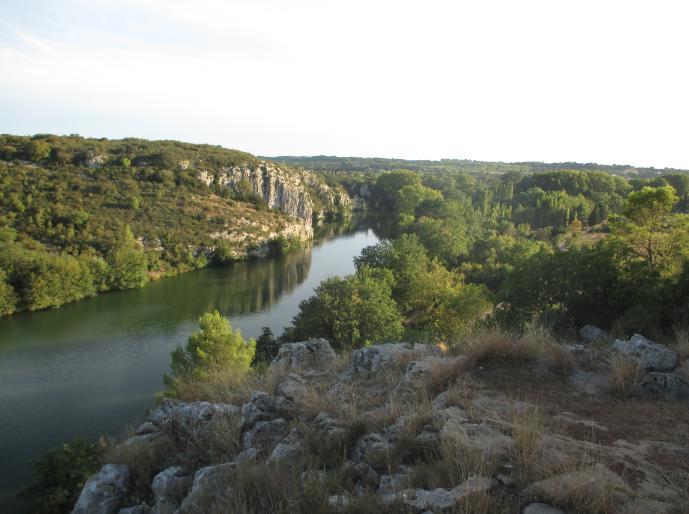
[0,215,388,512]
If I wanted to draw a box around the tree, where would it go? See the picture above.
[610,186,688,275]
[166,311,255,385]
[23,140,51,162]
[0,270,17,316]
[374,170,422,211]
[107,225,148,289]
[286,267,403,350]
[254,327,279,366]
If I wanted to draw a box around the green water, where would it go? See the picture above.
[0,217,391,513]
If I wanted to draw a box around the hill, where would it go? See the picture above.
[0,134,350,316]
[267,155,689,179]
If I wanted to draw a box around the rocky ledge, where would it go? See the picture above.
[198,161,351,223]
[73,334,689,514]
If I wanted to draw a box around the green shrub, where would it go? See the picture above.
[21,439,104,514]
[164,311,256,395]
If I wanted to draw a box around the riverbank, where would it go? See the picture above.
[0,218,385,513]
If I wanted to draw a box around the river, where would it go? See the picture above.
[0,215,392,512]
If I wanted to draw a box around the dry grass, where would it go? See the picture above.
[526,467,627,514]
[418,359,462,398]
[511,407,544,484]
[105,434,175,502]
[407,421,498,489]
[462,327,574,373]
[445,376,475,409]
[671,326,689,362]
[166,361,293,404]
[608,355,643,398]
[182,413,243,466]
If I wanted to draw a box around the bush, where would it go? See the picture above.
[21,438,104,514]
[285,267,403,350]
[164,311,256,395]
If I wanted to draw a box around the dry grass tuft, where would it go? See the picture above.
[511,407,544,484]
[462,327,574,373]
[407,422,498,491]
[671,326,689,362]
[105,434,175,501]
[608,355,643,399]
[445,376,475,409]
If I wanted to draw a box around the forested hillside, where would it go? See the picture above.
[280,167,689,346]
[270,155,689,179]
[0,135,336,317]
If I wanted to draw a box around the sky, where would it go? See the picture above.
[1,0,687,168]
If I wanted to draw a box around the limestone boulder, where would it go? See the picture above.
[272,338,336,370]
[579,325,607,344]
[72,464,130,514]
[151,466,191,514]
[611,334,677,371]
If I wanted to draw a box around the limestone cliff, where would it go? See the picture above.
[197,161,351,223]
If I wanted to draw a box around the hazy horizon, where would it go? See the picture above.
[2,1,688,169]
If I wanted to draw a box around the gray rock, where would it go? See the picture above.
[343,461,379,488]
[635,372,689,400]
[522,503,566,514]
[151,466,191,514]
[118,507,150,514]
[440,421,514,460]
[579,325,607,343]
[403,475,496,511]
[396,357,458,395]
[149,400,241,436]
[276,373,309,403]
[377,473,410,501]
[241,418,289,451]
[612,334,677,371]
[351,432,389,463]
[177,462,235,514]
[569,368,609,395]
[134,421,157,436]
[267,428,301,465]
[272,338,336,370]
[328,494,351,510]
[241,391,293,429]
[72,464,130,514]
[232,447,259,464]
[345,343,437,378]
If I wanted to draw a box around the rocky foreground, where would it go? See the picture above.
[72,330,689,514]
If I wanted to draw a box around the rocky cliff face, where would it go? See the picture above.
[197,161,351,223]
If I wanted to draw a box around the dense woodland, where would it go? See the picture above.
[276,167,689,353]
[0,135,306,317]
[270,155,689,179]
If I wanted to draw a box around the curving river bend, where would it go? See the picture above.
[0,216,392,512]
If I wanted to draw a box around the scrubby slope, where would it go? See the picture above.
[73,329,689,514]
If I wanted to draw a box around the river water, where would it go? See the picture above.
[0,216,391,512]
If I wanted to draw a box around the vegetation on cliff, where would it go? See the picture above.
[0,134,331,316]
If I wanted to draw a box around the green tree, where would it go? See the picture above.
[610,186,688,275]
[128,195,141,210]
[23,140,51,162]
[253,327,279,367]
[286,267,403,350]
[0,270,17,316]
[107,225,148,289]
[165,311,255,386]
[374,170,422,211]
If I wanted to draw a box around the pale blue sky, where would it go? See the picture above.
[1,0,688,168]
